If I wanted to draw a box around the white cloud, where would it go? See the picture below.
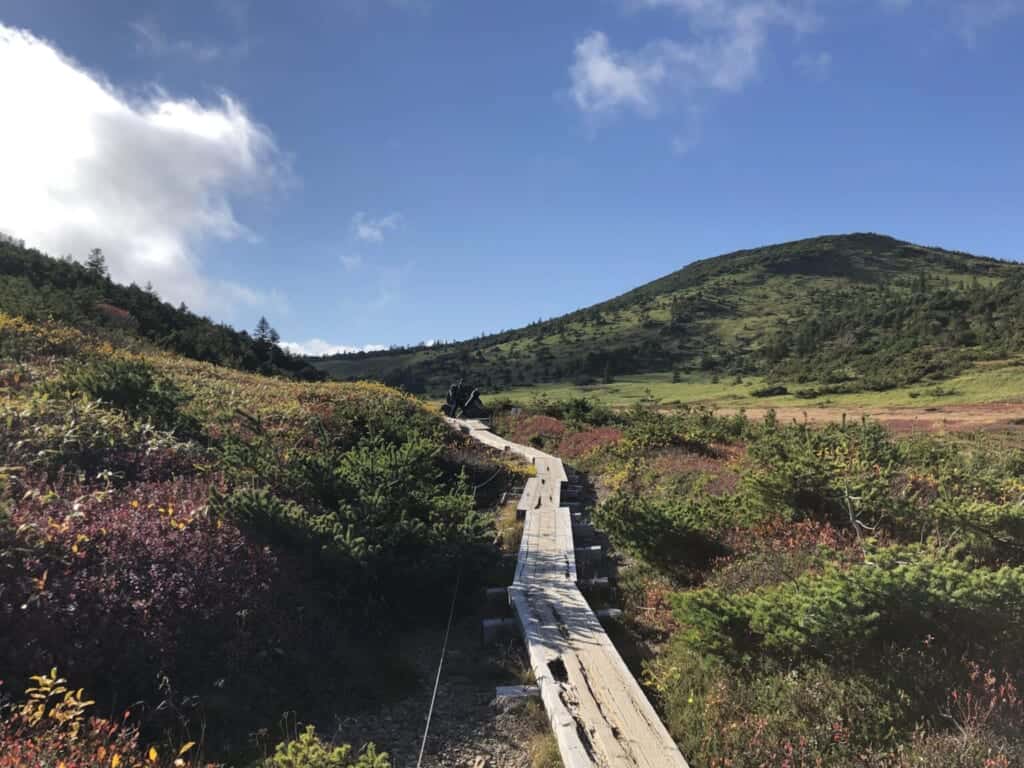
[280,338,386,357]
[340,252,363,271]
[671,133,698,154]
[131,20,233,62]
[956,1,1022,46]
[571,1,817,117]
[876,0,1021,43]
[570,32,667,115]
[795,50,832,79]
[351,211,402,242]
[0,24,284,316]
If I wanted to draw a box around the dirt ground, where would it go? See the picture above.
[715,402,1024,434]
[333,617,541,768]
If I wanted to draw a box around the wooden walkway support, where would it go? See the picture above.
[452,418,689,768]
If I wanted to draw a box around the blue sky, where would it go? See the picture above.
[0,1,1021,353]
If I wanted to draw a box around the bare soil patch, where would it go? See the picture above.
[716,402,1024,434]
[333,619,537,768]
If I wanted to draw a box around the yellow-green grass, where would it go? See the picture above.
[487,360,1024,411]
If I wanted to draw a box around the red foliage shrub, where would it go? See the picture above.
[1,477,293,718]
[723,518,851,557]
[946,661,1023,737]
[650,449,741,496]
[633,578,679,637]
[95,302,137,329]
[0,713,151,768]
[509,415,566,446]
[557,427,624,459]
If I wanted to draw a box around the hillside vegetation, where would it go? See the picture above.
[499,398,1024,766]
[0,236,322,380]
[0,310,512,766]
[314,233,1024,396]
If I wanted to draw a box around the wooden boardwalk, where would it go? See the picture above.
[452,418,689,768]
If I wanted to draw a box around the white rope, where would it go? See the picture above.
[416,567,462,768]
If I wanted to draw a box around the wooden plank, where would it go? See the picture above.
[454,418,689,768]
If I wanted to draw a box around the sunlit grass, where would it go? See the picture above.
[489,360,1024,410]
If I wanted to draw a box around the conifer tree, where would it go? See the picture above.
[86,248,108,277]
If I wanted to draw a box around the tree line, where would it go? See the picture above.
[0,239,324,380]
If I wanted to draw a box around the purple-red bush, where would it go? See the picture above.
[557,427,624,459]
[1,478,294,721]
[509,415,566,447]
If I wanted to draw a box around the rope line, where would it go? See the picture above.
[416,566,462,768]
[473,466,503,495]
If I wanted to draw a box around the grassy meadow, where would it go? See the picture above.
[490,358,1024,411]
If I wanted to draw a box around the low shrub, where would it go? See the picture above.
[751,385,788,397]
[265,725,389,768]
[0,669,155,768]
[557,426,624,459]
[510,415,566,448]
[46,355,197,434]
[741,418,903,528]
[647,645,898,767]
[621,405,746,452]
[1,480,293,720]
[595,490,728,575]
[0,312,90,362]
[0,393,196,483]
[673,545,1024,666]
[212,434,491,620]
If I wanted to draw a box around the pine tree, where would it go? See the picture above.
[254,316,272,342]
[86,248,108,277]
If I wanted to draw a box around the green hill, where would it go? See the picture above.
[0,235,323,380]
[313,233,1023,396]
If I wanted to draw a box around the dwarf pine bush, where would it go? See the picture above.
[266,726,389,768]
[46,355,196,433]
[673,544,1024,664]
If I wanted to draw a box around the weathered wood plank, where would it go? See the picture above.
[454,418,688,768]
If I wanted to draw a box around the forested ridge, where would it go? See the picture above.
[313,233,1022,395]
[0,235,322,380]
[761,269,1024,392]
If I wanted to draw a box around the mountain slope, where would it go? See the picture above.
[314,233,1023,395]
[0,235,323,380]
[0,307,502,762]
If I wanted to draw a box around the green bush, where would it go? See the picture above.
[0,391,190,478]
[47,355,195,434]
[211,434,491,619]
[672,545,1024,665]
[594,489,727,574]
[266,725,389,768]
[648,645,898,767]
[208,486,358,561]
[741,418,903,527]
[621,405,747,452]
